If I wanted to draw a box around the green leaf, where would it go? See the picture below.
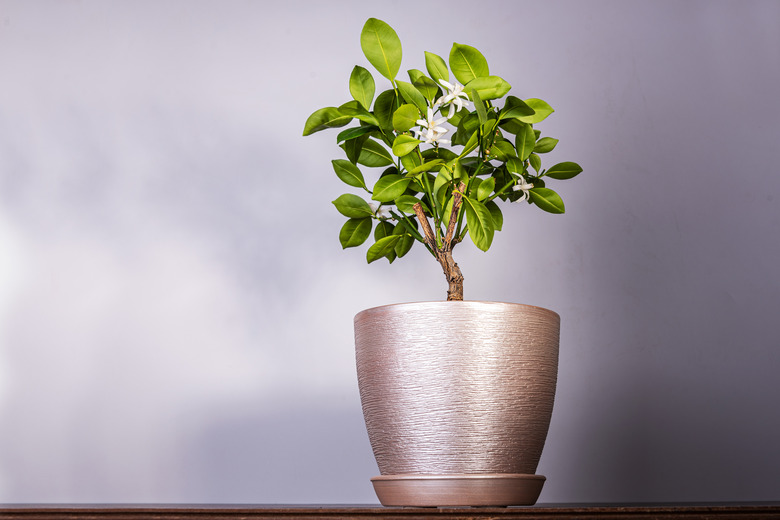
[302,107,352,136]
[395,194,423,213]
[500,96,535,120]
[333,194,373,218]
[367,234,401,263]
[400,150,421,172]
[336,125,378,144]
[392,134,421,157]
[331,159,366,189]
[396,80,428,113]
[408,159,443,176]
[392,103,420,132]
[476,177,495,201]
[338,100,379,126]
[349,66,375,110]
[534,137,559,154]
[357,139,394,167]
[343,134,368,164]
[425,51,449,84]
[485,200,503,231]
[529,187,565,214]
[393,221,416,258]
[360,18,402,81]
[462,196,494,251]
[458,129,479,159]
[372,174,411,202]
[339,217,372,248]
[449,43,489,85]
[529,152,542,173]
[465,76,511,101]
[374,220,394,240]
[514,123,536,160]
[470,87,487,125]
[373,89,399,131]
[410,72,440,101]
[545,161,583,180]
[491,139,516,161]
[517,98,554,124]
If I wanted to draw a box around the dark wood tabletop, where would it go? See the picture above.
[1,503,780,519]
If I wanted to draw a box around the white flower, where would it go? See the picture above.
[413,107,450,145]
[436,79,472,118]
[512,177,534,202]
[369,202,392,219]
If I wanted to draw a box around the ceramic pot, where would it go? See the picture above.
[354,301,560,507]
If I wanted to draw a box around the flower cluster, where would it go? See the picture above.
[412,80,472,145]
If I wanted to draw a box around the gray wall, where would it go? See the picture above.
[1,0,778,504]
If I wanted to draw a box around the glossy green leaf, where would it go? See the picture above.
[393,221,416,258]
[465,76,511,101]
[476,177,495,201]
[534,137,559,154]
[339,217,372,248]
[462,196,494,251]
[514,123,536,160]
[357,139,394,167]
[408,159,443,176]
[485,200,503,231]
[470,87,487,125]
[425,51,449,84]
[395,194,423,213]
[410,71,440,101]
[367,234,401,263]
[500,96,535,120]
[449,43,489,85]
[360,18,402,81]
[458,129,479,159]
[338,100,379,126]
[372,174,411,202]
[331,159,366,189]
[396,80,428,113]
[491,139,516,161]
[517,98,554,123]
[336,125,378,144]
[302,107,352,136]
[349,66,375,110]
[529,187,565,214]
[545,161,583,180]
[529,152,542,173]
[373,89,399,131]
[392,103,420,132]
[332,194,373,218]
[342,134,367,164]
[400,150,422,172]
[374,220,394,241]
[392,134,421,157]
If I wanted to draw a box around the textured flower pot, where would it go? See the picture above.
[354,301,560,507]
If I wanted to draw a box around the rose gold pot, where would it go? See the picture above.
[354,301,560,507]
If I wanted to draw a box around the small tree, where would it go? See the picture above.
[304,18,582,301]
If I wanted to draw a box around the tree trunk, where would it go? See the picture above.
[413,182,466,301]
[439,249,464,301]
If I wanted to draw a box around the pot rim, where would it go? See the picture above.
[354,300,560,321]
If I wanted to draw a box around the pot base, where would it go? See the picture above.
[371,473,546,507]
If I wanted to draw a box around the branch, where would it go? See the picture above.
[443,182,466,250]
[413,202,437,252]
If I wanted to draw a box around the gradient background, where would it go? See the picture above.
[1,0,779,504]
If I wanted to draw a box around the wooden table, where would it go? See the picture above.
[2,504,780,519]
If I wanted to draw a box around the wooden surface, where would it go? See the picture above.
[1,504,780,519]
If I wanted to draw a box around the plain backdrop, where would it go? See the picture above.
[1,0,779,504]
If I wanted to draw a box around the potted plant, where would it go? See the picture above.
[303,18,582,507]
